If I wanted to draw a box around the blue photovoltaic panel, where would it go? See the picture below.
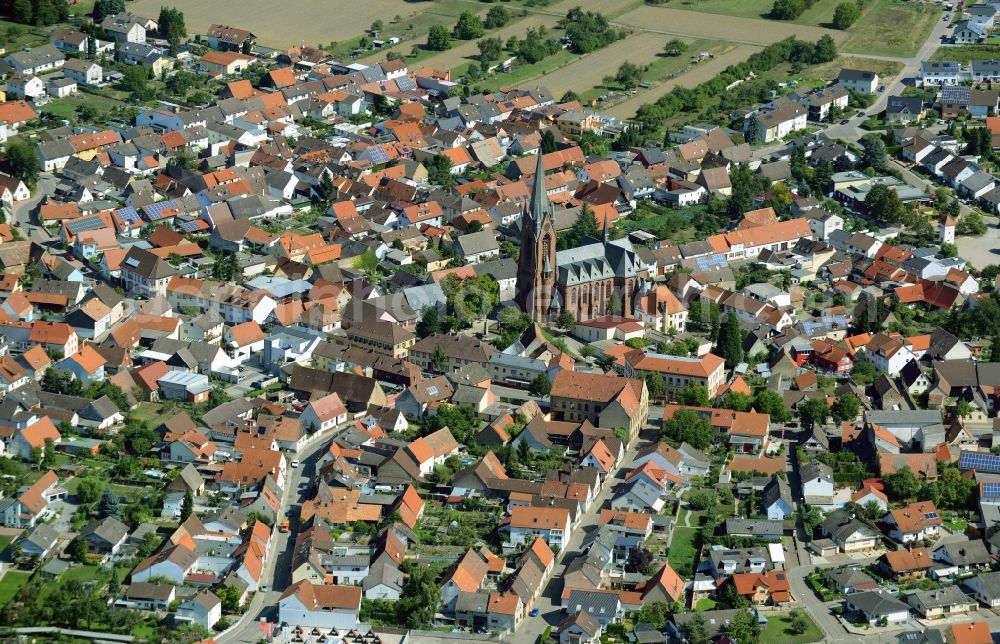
[982,482,1000,497]
[959,451,1000,473]
[368,146,389,164]
[116,207,141,224]
[144,200,180,221]
[67,217,108,234]
[178,220,204,233]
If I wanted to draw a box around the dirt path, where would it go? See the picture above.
[512,32,668,96]
[606,44,759,118]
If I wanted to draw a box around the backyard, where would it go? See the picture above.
[762,612,824,644]
[0,571,30,608]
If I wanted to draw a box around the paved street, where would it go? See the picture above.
[825,15,951,143]
[216,433,336,644]
[517,426,654,643]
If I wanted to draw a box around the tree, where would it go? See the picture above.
[798,397,830,429]
[683,613,711,644]
[831,392,861,423]
[430,345,448,372]
[745,114,764,145]
[76,477,104,504]
[676,382,711,407]
[715,311,745,369]
[354,248,380,274]
[485,5,511,28]
[5,142,39,187]
[865,183,905,223]
[663,38,687,56]
[832,1,860,29]
[426,24,451,51]
[396,562,441,628]
[813,34,837,62]
[861,135,887,171]
[851,360,877,385]
[454,11,484,39]
[371,20,384,32]
[547,311,574,332]
[635,601,668,629]
[416,307,440,338]
[530,374,552,397]
[664,408,716,449]
[180,489,193,522]
[93,0,125,21]
[158,7,187,51]
[990,334,1000,362]
[42,438,55,469]
[69,535,89,563]
[941,242,958,258]
[717,391,753,412]
[98,489,121,519]
[477,36,502,63]
[727,607,762,644]
[625,546,655,574]
[645,372,665,401]
[614,61,643,90]
[883,465,921,500]
[800,503,823,538]
[788,608,811,634]
[218,585,242,612]
[957,211,988,236]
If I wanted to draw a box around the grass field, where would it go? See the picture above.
[0,572,30,608]
[809,56,905,83]
[666,526,700,572]
[417,14,563,73]
[671,0,843,27]
[842,0,939,57]
[607,44,756,118]
[762,612,824,644]
[932,43,1000,63]
[614,5,844,46]
[515,32,667,96]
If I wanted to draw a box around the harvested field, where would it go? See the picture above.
[841,0,939,57]
[514,32,668,96]
[613,5,845,46]
[416,14,563,72]
[131,0,430,46]
[606,44,759,118]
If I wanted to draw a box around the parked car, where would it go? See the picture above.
[840,119,850,125]
[529,608,540,617]
[291,460,300,468]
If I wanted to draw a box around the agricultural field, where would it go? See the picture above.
[614,5,845,46]
[670,0,842,27]
[131,0,437,46]
[607,44,757,118]
[515,32,667,97]
[416,14,563,74]
[841,0,939,57]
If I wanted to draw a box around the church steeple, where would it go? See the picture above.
[530,150,548,235]
[602,211,610,244]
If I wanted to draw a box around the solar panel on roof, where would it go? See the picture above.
[983,482,1000,497]
[959,451,1000,473]
[116,207,141,224]
[178,220,203,233]
[67,217,107,234]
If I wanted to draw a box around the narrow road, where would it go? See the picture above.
[516,426,653,643]
[216,433,336,644]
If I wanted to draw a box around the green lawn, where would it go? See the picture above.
[842,0,939,58]
[129,402,164,426]
[41,92,129,125]
[931,43,1000,63]
[0,572,31,608]
[458,49,579,92]
[59,564,105,585]
[667,526,700,573]
[695,598,717,611]
[762,612,824,644]
[0,536,11,555]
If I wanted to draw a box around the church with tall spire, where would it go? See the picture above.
[514,152,643,324]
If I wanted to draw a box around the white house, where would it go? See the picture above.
[176,590,222,630]
[883,501,942,543]
[278,582,362,629]
[502,506,571,554]
[298,392,348,435]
